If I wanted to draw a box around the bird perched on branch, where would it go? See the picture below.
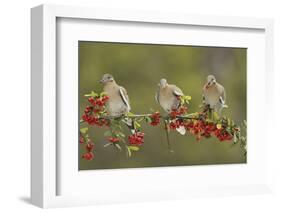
[202,75,226,115]
[100,73,134,132]
[155,78,186,135]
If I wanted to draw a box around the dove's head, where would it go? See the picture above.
[158,78,168,88]
[100,73,115,84]
[206,75,216,88]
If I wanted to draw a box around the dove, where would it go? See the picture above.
[202,75,226,115]
[155,78,186,135]
[100,73,134,132]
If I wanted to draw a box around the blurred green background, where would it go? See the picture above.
[79,41,247,170]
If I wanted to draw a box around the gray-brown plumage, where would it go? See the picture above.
[100,73,135,133]
[155,78,186,135]
[155,79,183,112]
[100,73,131,116]
[203,75,226,115]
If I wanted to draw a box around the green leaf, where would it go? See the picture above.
[80,127,88,134]
[213,112,219,121]
[128,146,140,151]
[181,95,191,105]
[115,131,125,138]
[84,91,98,97]
[145,116,152,123]
[104,143,112,147]
[103,130,112,137]
[134,120,141,128]
[126,112,135,116]
[137,117,144,122]
[233,133,237,144]
[115,143,122,150]
[186,95,192,101]
[180,96,185,105]
[126,146,132,157]
[226,127,232,133]
[243,120,247,128]
[227,118,231,126]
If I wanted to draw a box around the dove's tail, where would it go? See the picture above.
[176,125,186,135]
[170,119,186,135]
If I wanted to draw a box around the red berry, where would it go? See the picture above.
[82,152,94,160]
[150,112,161,126]
[86,142,95,152]
[107,137,119,143]
[102,96,109,102]
[128,131,145,146]
[88,97,96,106]
[84,106,93,113]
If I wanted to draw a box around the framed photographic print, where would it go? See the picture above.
[31,4,274,208]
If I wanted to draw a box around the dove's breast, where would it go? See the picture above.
[158,87,179,112]
[204,87,221,108]
[104,84,129,116]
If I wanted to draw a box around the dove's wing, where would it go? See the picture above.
[172,85,184,97]
[155,88,160,104]
[170,85,184,109]
[218,84,226,105]
[221,86,226,102]
[119,86,131,111]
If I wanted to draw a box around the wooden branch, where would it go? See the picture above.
[80,113,201,124]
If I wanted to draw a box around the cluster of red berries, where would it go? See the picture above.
[184,120,234,142]
[81,95,110,126]
[169,106,188,119]
[128,131,145,146]
[82,114,109,126]
[88,95,109,107]
[149,111,161,126]
[169,119,184,130]
[81,137,95,160]
[213,127,234,141]
[167,106,188,129]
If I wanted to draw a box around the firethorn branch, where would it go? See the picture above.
[80,113,200,124]
[79,91,247,160]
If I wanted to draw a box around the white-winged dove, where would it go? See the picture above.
[155,78,186,135]
[202,75,226,115]
[100,74,134,132]
[100,73,131,116]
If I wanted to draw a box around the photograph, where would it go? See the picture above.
[78,41,247,170]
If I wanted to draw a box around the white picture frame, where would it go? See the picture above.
[31,4,274,208]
